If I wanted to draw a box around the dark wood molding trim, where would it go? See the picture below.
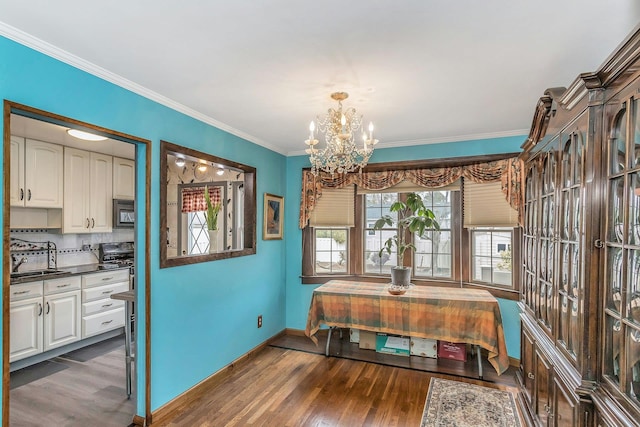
[303,152,522,175]
[2,101,153,426]
[149,330,286,426]
[132,414,146,426]
[3,100,11,427]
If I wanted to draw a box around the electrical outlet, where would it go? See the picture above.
[257,315,262,328]
[81,244,90,251]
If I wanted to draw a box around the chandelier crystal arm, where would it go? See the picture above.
[305,91,378,175]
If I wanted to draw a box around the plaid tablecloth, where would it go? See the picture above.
[305,280,510,375]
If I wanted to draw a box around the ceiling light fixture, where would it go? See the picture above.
[66,129,108,141]
[197,163,208,172]
[305,91,378,175]
[174,157,186,168]
[216,165,225,176]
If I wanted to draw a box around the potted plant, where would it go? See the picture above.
[204,186,222,253]
[373,192,439,289]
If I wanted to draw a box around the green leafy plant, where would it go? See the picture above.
[496,249,512,272]
[204,186,221,231]
[373,192,440,268]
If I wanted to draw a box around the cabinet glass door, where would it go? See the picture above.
[557,129,585,360]
[523,166,539,311]
[539,149,557,333]
[603,97,640,410]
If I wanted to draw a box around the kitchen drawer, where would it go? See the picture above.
[82,281,129,303]
[82,307,125,338]
[82,298,124,316]
[82,269,129,288]
[9,281,43,302]
[44,276,81,295]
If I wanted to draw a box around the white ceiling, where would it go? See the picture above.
[1,1,639,156]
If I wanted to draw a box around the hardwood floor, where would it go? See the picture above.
[153,331,520,426]
[9,335,135,427]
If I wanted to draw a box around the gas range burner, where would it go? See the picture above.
[98,242,134,272]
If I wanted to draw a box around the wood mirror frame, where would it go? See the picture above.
[160,140,256,268]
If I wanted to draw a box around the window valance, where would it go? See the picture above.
[299,157,524,228]
[181,186,221,213]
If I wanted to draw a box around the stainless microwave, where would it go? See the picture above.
[113,199,135,228]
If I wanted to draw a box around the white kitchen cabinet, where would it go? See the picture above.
[81,269,128,338]
[9,281,44,363]
[113,157,135,200]
[43,276,82,352]
[63,147,113,233]
[10,136,64,208]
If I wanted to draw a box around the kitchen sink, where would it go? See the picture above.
[10,269,68,279]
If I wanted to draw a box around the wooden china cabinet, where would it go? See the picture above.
[517,27,640,426]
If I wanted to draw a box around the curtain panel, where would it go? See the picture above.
[181,186,221,213]
[299,157,524,228]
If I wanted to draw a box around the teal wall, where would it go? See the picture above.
[1,32,524,423]
[0,35,287,416]
[284,138,524,360]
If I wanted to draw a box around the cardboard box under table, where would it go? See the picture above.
[437,341,467,362]
[376,333,410,356]
[359,330,377,350]
[411,337,438,358]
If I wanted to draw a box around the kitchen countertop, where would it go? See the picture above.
[10,263,130,285]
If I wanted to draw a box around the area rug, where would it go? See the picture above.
[420,377,521,427]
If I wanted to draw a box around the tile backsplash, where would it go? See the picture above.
[9,229,135,270]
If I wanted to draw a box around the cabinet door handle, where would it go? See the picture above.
[20,188,24,201]
[86,218,90,228]
[527,372,535,379]
[27,189,31,201]
[91,218,95,228]
[56,284,71,288]
[102,303,113,308]
[101,277,113,281]
[46,302,50,314]
[102,290,113,294]
[12,290,30,296]
[101,320,113,325]
[38,303,43,316]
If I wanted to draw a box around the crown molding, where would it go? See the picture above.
[0,21,286,156]
[287,129,528,156]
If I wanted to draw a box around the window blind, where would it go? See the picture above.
[463,180,518,228]
[309,185,355,227]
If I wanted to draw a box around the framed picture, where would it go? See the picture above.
[263,193,284,240]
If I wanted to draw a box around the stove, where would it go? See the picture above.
[98,241,134,273]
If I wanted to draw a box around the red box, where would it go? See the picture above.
[437,341,467,362]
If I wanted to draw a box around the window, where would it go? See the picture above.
[414,190,452,279]
[364,193,398,274]
[314,228,348,274]
[187,211,210,255]
[471,228,513,287]
[300,155,522,300]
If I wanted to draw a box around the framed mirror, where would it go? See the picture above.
[160,140,256,268]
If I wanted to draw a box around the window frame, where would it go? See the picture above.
[301,154,522,301]
[469,227,515,288]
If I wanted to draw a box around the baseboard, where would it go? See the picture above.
[131,414,145,426]
[284,328,307,337]
[148,330,286,425]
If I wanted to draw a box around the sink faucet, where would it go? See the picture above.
[11,255,28,273]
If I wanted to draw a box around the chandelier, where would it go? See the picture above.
[305,92,378,175]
